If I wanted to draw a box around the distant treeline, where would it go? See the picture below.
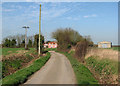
[2,34,45,53]
[2,34,34,48]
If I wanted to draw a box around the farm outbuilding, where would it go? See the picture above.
[98,41,112,48]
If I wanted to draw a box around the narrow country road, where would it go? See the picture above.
[24,51,76,84]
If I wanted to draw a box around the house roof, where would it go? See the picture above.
[48,42,57,44]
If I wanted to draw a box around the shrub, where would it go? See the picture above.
[75,40,88,62]
[52,28,83,52]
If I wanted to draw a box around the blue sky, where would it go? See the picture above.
[2,2,118,45]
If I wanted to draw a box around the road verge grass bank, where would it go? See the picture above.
[85,56,118,84]
[44,48,57,52]
[1,52,50,85]
[2,48,37,78]
[57,51,98,85]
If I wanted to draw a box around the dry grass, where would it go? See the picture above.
[85,47,118,84]
[2,50,29,61]
[85,48,118,61]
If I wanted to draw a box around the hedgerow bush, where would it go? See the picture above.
[52,28,83,52]
[75,40,88,63]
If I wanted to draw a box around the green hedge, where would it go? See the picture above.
[1,52,50,85]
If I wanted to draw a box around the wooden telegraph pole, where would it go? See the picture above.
[38,4,41,55]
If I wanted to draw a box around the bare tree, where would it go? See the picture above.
[52,28,83,52]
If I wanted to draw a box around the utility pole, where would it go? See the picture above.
[22,26,29,50]
[38,4,41,55]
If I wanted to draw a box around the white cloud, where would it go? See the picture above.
[19,7,69,21]
[29,5,37,9]
[24,8,69,20]
[16,5,23,9]
[2,2,69,21]
[25,0,34,2]
[83,14,97,18]
[41,8,70,19]
[34,2,45,5]
[83,15,89,18]
[2,5,23,12]
[66,16,80,20]
[3,9,15,12]
[25,0,54,2]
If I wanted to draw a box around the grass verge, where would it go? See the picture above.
[1,52,50,85]
[85,56,118,84]
[44,48,57,52]
[2,48,37,78]
[86,56,118,75]
[58,51,98,85]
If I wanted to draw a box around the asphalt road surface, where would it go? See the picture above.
[24,51,76,84]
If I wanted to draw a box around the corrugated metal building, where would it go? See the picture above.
[98,41,112,48]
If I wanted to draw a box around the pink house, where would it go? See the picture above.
[44,43,48,48]
[48,42,57,48]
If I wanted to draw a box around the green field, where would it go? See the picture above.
[0,48,1,56]
[2,48,24,56]
[1,48,36,56]
[112,47,120,51]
